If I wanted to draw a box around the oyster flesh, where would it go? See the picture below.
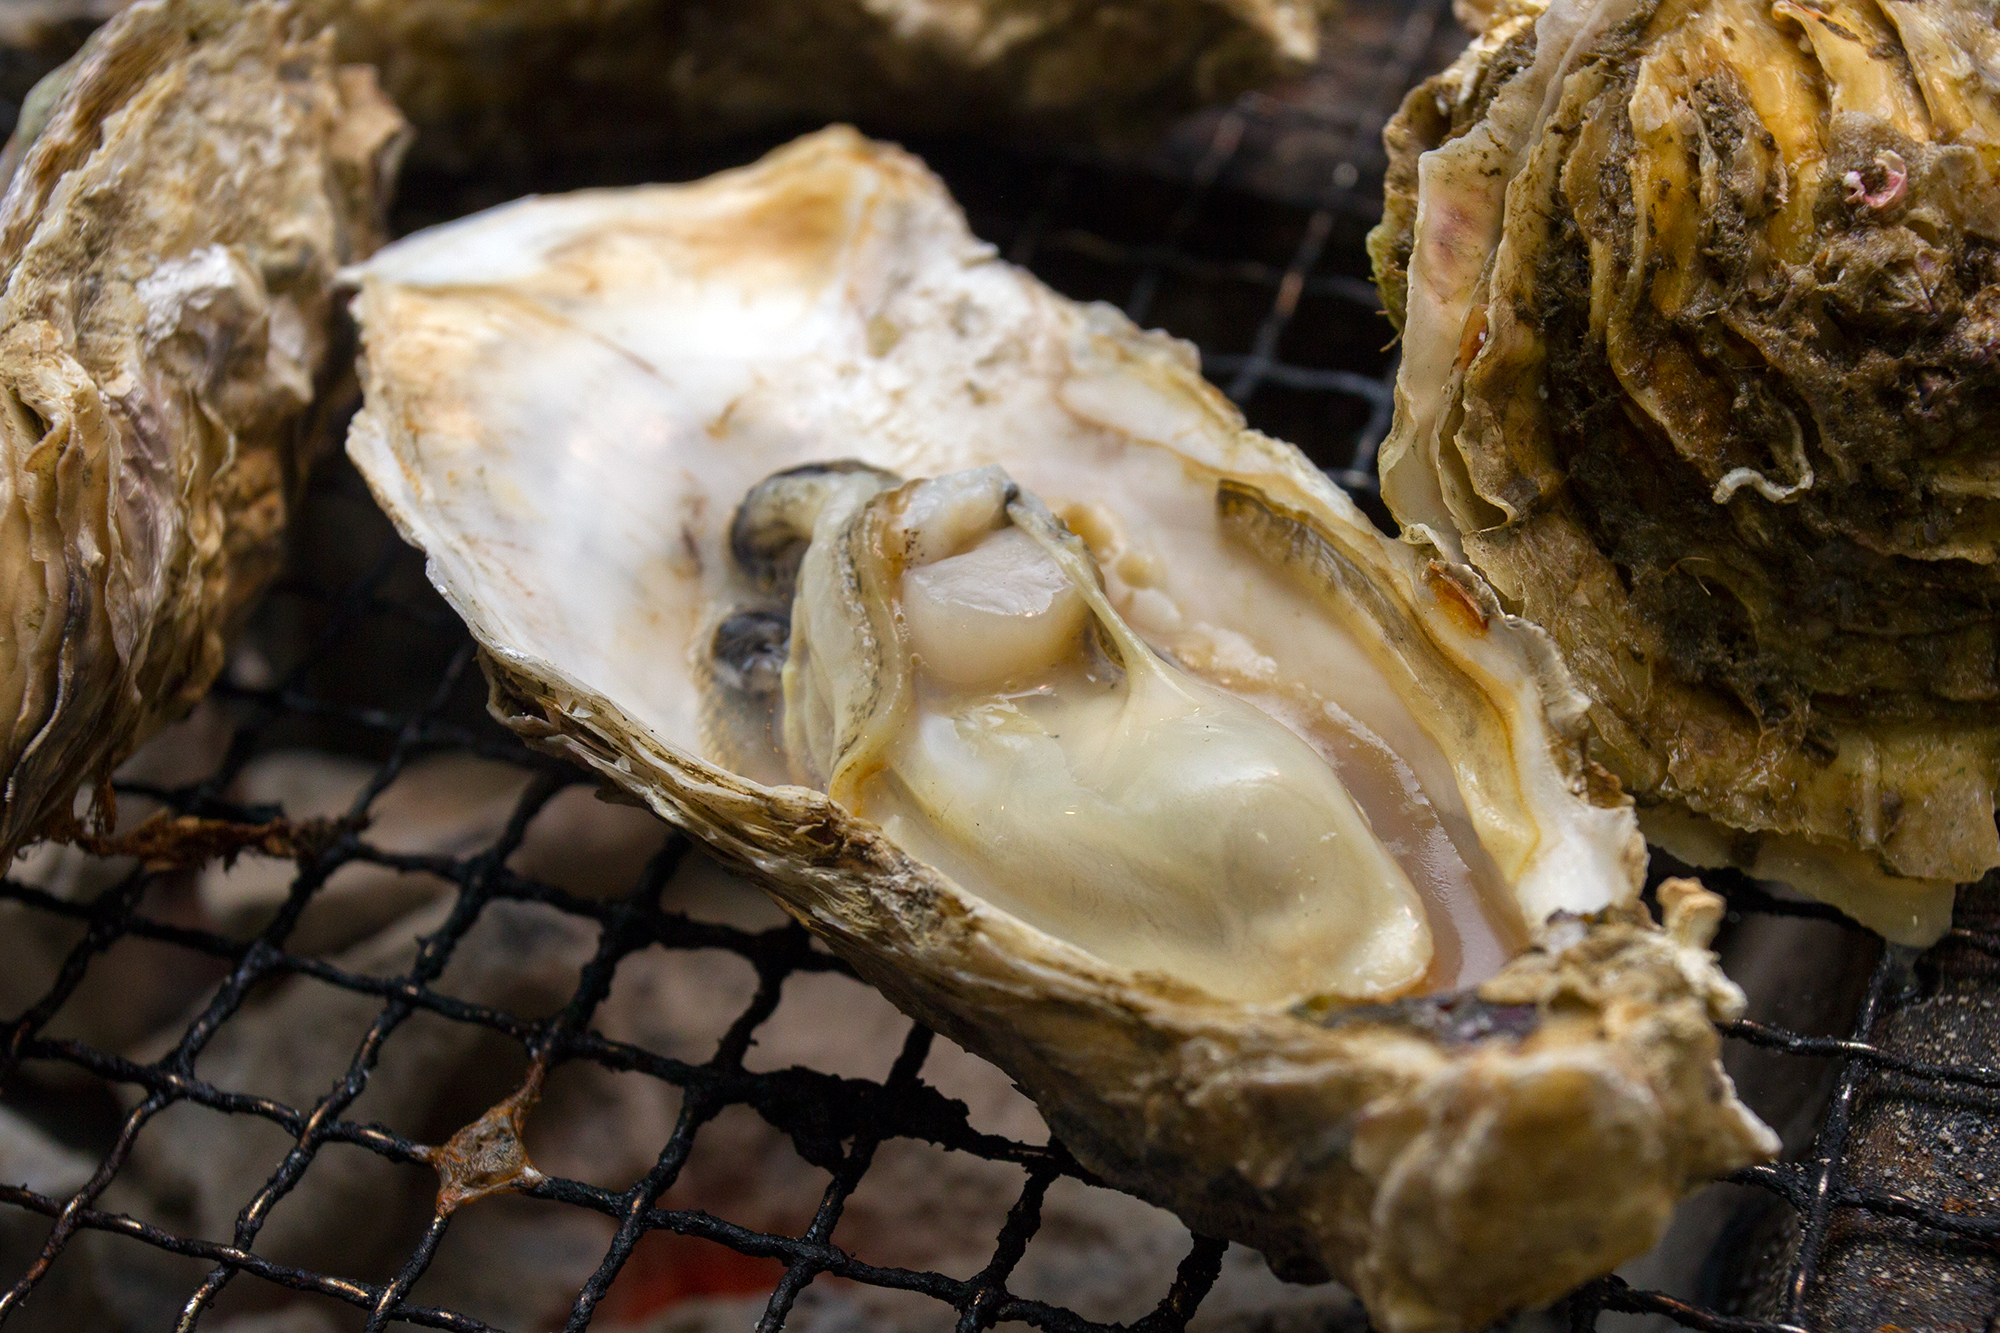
[347,127,1776,1333]
[0,0,406,864]
[1369,0,2000,942]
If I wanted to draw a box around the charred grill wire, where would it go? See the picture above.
[1,1,1997,1329]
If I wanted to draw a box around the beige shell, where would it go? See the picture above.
[346,127,1776,1333]
[6,0,1331,170]
[1368,0,2000,943]
[0,0,407,864]
[266,0,1330,172]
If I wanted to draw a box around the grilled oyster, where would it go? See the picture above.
[346,127,1776,1333]
[0,0,406,865]
[1369,0,2000,942]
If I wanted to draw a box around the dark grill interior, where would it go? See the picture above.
[2,2,1998,1330]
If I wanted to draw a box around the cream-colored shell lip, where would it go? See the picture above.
[0,0,406,866]
[346,127,1777,1333]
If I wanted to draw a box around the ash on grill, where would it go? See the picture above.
[1,2,1998,1332]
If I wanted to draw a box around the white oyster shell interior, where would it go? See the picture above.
[348,127,1642,1007]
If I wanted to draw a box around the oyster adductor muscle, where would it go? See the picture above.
[1370,0,2000,942]
[347,127,1775,1333]
[0,0,407,865]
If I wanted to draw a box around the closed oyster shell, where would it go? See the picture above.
[1369,0,2000,942]
[346,128,1775,1333]
[0,0,407,864]
[273,0,1329,172]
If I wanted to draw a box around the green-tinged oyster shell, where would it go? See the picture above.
[1370,0,2000,941]
[0,0,407,864]
[346,128,1775,1333]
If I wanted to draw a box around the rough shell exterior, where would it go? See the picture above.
[1370,0,2000,943]
[0,0,406,864]
[347,130,1776,1333]
[277,0,1330,171]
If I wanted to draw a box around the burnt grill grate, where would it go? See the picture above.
[3,2,1999,1329]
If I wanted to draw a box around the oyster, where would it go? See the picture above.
[0,0,406,865]
[1369,0,2000,942]
[347,127,1776,1333]
[284,0,1330,171]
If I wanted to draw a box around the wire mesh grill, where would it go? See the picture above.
[2,3,1999,1330]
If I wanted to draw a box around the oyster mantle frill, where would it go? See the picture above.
[346,128,1776,1333]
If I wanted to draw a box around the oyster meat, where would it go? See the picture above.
[347,127,1776,1333]
[0,0,406,865]
[1370,0,2000,941]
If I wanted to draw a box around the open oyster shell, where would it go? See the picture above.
[0,0,406,865]
[1369,0,2000,942]
[346,127,1775,1333]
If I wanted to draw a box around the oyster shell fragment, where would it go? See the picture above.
[0,0,406,865]
[1369,0,2000,942]
[347,127,1775,1332]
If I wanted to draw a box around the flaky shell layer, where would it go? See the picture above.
[1370,0,2000,941]
[347,128,1775,1333]
[273,0,1329,172]
[0,0,407,864]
